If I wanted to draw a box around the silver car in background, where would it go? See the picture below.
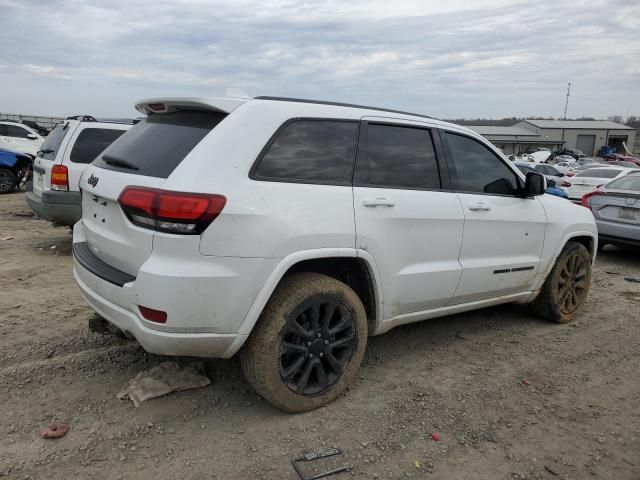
[581,171,640,248]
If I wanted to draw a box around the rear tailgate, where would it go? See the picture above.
[80,166,164,276]
[78,100,238,277]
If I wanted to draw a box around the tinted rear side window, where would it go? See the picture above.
[356,124,440,189]
[254,120,358,184]
[70,128,126,164]
[38,123,69,160]
[93,110,226,178]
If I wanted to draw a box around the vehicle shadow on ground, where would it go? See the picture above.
[597,244,640,269]
[33,228,73,255]
[195,301,547,417]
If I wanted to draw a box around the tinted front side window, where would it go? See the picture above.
[94,110,226,178]
[38,123,69,160]
[446,132,518,195]
[356,124,440,189]
[254,120,358,183]
[70,128,126,164]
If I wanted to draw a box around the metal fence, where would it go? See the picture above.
[0,112,64,129]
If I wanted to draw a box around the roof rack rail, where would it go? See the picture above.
[66,115,96,122]
[254,96,434,121]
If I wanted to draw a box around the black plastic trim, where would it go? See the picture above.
[254,96,434,120]
[73,242,135,287]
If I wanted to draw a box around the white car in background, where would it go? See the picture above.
[564,166,636,201]
[26,116,132,225]
[0,120,44,157]
[519,151,552,164]
[555,161,580,174]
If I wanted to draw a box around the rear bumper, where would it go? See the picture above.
[74,264,245,357]
[597,217,640,247]
[71,221,277,358]
[25,190,81,226]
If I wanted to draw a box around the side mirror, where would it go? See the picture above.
[27,133,37,140]
[524,172,545,196]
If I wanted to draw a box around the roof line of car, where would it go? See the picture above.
[254,96,436,121]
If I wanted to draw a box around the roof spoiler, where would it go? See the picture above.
[134,97,248,116]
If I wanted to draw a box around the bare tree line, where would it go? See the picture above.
[444,115,640,128]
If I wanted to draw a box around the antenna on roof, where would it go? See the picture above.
[563,82,571,120]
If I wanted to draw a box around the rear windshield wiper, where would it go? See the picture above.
[102,155,139,170]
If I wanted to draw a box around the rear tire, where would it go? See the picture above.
[240,272,368,413]
[530,241,592,323]
[0,168,16,194]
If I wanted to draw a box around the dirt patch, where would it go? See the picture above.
[1,192,639,479]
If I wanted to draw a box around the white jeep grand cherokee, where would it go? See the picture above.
[73,96,597,412]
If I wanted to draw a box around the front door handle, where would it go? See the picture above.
[363,197,395,208]
[468,201,491,211]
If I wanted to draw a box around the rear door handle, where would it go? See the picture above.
[363,197,395,207]
[468,201,491,211]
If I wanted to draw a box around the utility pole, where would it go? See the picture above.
[563,82,571,120]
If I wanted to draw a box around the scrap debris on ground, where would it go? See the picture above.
[117,361,211,407]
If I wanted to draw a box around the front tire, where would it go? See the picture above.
[0,168,17,194]
[240,272,368,413]
[530,241,592,323]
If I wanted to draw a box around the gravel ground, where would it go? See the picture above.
[1,191,639,480]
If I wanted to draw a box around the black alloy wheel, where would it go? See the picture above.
[279,297,357,396]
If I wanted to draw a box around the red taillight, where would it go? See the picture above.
[118,186,226,234]
[561,181,571,187]
[566,172,576,177]
[138,305,167,324]
[580,190,604,208]
[147,103,166,113]
[51,165,69,191]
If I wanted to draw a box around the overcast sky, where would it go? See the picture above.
[1,0,638,119]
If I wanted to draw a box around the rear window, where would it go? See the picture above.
[575,169,620,179]
[606,174,640,192]
[70,128,126,164]
[253,120,358,184]
[38,123,69,160]
[93,110,226,178]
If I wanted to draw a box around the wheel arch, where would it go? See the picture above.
[237,249,383,339]
[566,234,596,261]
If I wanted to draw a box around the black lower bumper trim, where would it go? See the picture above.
[72,242,136,287]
